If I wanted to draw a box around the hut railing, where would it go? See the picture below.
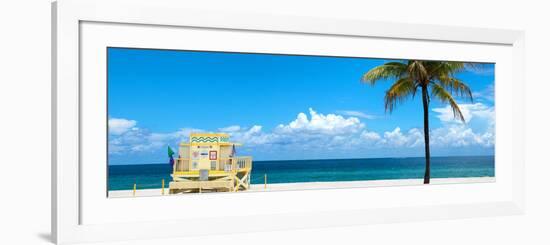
[174,158,190,172]
[219,157,252,171]
[174,157,252,173]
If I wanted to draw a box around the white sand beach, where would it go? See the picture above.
[108,177,495,198]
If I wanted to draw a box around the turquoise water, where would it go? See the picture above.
[108,155,494,191]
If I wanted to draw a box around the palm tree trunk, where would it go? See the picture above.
[421,85,431,184]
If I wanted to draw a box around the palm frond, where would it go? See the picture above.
[407,61,429,83]
[434,76,473,102]
[426,61,467,76]
[361,62,407,85]
[430,83,466,122]
[384,77,417,113]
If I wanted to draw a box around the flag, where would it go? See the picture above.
[168,146,175,166]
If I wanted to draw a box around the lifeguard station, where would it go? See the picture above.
[169,133,253,193]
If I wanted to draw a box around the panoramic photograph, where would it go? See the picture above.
[107,47,495,198]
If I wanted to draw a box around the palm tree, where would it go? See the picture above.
[361,60,474,184]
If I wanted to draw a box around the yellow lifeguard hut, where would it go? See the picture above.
[169,133,253,193]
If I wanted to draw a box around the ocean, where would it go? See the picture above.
[108,155,494,191]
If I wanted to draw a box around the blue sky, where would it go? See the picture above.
[108,47,495,165]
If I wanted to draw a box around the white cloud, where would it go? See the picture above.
[228,125,273,146]
[337,110,377,119]
[431,125,494,147]
[432,102,494,124]
[360,125,492,149]
[382,128,408,147]
[220,109,368,151]
[275,108,364,135]
[360,130,381,141]
[108,117,203,154]
[377,127,424,148]
[110,107,495,159]
[218,125,241,132]
[224,109,423,151]
[108,118,137,135]
[431,102,495,148]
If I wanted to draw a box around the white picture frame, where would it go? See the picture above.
[52,0,525,244]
